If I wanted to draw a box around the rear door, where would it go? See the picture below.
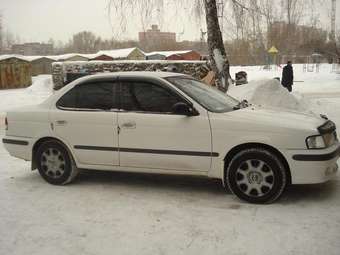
[50,80,119,166]
[117,78,212,172]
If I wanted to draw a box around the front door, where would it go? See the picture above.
[117,79,212,172]
[50,80,119,166]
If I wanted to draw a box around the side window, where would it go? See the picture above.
[120,81,183,113]
[77,83,114,110]
[57,82,117,110]
[57,87,77,108]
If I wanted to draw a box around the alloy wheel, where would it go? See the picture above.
[40,148,66,179]
[235,159,275,197]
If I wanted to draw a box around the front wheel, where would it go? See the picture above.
[226,148,287,204]
[36,141,79,185]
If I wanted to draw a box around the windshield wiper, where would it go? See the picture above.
[233,99,249,110]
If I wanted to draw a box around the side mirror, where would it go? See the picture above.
[172,102,197,116]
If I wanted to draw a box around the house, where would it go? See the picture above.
[11,42,53,56]
[146,50,201,60]
[0,55,32,89]
[93,48,146,61]
[139,25,176,51]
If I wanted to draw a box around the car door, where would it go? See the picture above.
[50,80,119,166]
[117,78,212,172]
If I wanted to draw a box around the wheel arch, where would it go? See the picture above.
[31,137,76,170]
[223,142,292,185]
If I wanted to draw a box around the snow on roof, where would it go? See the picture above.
[51,53,90,61]
[96,47,144,59]
[77,53,102,59]
[22,56,58,61]
[0,49,196,63]
[52,60,207,67]
[0,54,30,62]
[145,50,194,57]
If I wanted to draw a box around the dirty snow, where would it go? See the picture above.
[0,65,340,255]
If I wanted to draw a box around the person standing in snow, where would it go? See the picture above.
[281,61,294,92]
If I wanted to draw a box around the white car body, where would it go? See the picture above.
[3,72,339,186]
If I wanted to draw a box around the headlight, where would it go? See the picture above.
[306,135,326,149]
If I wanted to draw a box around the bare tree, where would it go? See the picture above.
[336,30,340,56]
[4,30,15,50]
[0,13,3,53]
[108,0,232,92]
[72,31,97,53]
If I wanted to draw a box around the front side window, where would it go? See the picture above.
[57,82,117,110]
[166,77,239,113]
[120,81,183,113]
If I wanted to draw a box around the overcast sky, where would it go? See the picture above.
[1,0,339,44]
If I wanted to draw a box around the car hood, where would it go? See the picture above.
[217,105,326,133]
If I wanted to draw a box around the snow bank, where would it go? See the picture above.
[228,79,313,113]
[27,75,54,93]
[0,75,53,115]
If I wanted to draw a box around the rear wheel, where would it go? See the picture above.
[36,141,78,185]
[226,148,287,204]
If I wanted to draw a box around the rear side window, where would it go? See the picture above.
[120,81,182,113]
[57,82,117,110]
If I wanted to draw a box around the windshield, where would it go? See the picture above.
[166,77,240,113]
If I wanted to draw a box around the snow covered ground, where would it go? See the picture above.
[0,65,340,255]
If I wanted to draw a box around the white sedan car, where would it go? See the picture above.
[3,72,339,203]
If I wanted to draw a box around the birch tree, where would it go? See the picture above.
[204,0,232,92]
[108,0,232,92]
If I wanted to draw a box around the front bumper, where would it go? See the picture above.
[286,143,340,184]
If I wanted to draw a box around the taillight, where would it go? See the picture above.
[5,117,8,130]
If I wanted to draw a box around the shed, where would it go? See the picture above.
[0,55,32,89]
[167,50,201,60]
[146,53,167,60]
[90,54,115,61]
[25,56,56,76]
[94,47,146,60]
[55,53,89,62]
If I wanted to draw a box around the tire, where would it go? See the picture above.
[226,148,287,204]
[36,140,79,185]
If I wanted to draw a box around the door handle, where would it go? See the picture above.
[56,120,67,125]
[121,121,136,129]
